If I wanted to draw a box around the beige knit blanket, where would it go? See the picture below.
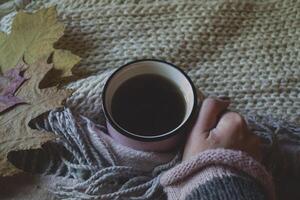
[0,1,300,199]
[1,0,299,124]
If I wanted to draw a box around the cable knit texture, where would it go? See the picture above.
[0,0,299,123]
[160,166,238,199]
[160,149,275,200]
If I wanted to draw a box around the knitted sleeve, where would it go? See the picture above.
[160,149,275,200]
[185,172,266,200]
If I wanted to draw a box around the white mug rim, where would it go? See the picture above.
[102,59,198,142]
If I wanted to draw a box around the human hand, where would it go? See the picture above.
[183,98,261,162]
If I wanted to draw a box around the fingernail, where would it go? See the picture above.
[218,96,230,101]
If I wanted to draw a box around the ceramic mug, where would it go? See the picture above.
[102,59,199,152]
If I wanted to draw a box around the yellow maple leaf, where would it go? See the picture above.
[0,58,72,176]
[0,7,64,72]
[53,49,81,77]
[0,31,7,46]
[38,49,82,88]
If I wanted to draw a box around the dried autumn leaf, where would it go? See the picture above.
[53,49,81,77]
[0,31,7,46]
[0,58,72,177]
[0,7,64,72]
[39,50,81,88]
[0,61,27,112]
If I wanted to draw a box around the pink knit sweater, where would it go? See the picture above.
[160,149,275,200]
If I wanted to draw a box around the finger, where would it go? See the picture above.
[211,112,248,146]
[193,98,230,136]
[182,98,230,160]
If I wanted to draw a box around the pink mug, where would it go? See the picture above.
[102,59,199,152]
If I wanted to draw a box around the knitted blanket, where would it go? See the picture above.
[0,0,300,199]
[1,0,299,123]
[2,108,299,200]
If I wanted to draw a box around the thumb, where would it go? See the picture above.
[183,98,230,160]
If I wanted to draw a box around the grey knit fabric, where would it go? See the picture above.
[9,108,179,200]
[7,107,300,200]
[185,176,266,200]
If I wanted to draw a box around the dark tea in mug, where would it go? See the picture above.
[102,59,198,151]
[111,74,186,136]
